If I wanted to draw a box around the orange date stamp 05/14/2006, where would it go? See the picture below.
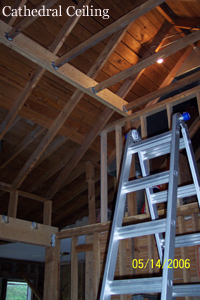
[132,259,190,269]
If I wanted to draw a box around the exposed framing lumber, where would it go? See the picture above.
[0,125,45,169]
[43,239,61,300]
[145,46,193,108]
[75,243,93,253]
[103,86,200,133]
[85,235,93,300]
[101,131,108,223]
[174,17,200,30]
[0,20,129,116]
[22,273,43,300]
[92,30,200,93]
[6,0,59,40]
[71,236,78,300]
[7,0,27,26]
[10,25,130,190]
[86,162,96,224]
[8,190,18,218]
[43,201,52,226]
[93,232,100,300]
[53,0,166,68]
[124,70,200,112]
[0,215,58,246]
[46,107,113,199]
[0,0,91,141]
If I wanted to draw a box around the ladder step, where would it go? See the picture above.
[151,184,196,204]
[175,232,200,248]
[116,219,166,240]
[123,171,169,194]
[108,278,200,296]
[141,138,185,160]
[129,131,172,154]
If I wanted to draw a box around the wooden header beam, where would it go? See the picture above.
[92,29,200,94]
[0,215,58,247]
[0,20,130,117]
[53,0,166,68]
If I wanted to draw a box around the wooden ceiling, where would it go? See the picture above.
[0,0,200,228]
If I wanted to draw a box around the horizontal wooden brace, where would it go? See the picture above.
[0,20,130,117]
[75,243,93,253]
[0,215,58,247]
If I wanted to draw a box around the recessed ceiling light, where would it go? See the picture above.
[157,58,164,64]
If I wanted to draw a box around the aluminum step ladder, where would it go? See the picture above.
[100,112,200,300]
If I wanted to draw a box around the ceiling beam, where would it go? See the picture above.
[174,17,200,30]
[6,0,27,27]
[0,20,130,116]
[6,0,59,40]
[124,69,200,111]
[53,0,166,68]
[11,25,130,189]
[0,0,91,141]
[92,30,200,94]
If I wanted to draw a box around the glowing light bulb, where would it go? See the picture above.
[157,58,163,64]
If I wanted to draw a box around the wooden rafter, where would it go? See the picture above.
[53,0,166,68]
[6,0,27,26]
[11,25,130,190]
[124,69,200,111]
[0,20,130,116]
[6,0,59,40]
[92,29,200,94]
[0,0,91,141]
[174,17,200,30]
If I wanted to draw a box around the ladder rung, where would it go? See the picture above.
[151,184,197,204]
[123,171,169,194]
[116,219,166,240]
[108,278,200,296]
[142,138,185,160]
[108,277,162,295]
[175,233,200,248]
[129,131,172,154]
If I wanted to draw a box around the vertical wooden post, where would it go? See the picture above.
[101,132,108,222]
[196,91,200,115]
[93,232,100,300]
[43,201,52,225]
[86,162,96,224]
[166,104,173,130]
[43,238,61,300]
[85,235,93,300]
[71,236,78,300]
[178,216,192,300]
[191,213,200,280]
[8,190,18,218]
[125,121,137,216]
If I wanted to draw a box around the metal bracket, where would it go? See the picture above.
[51,234,56,247]
[52,61,59,70]
[5,32,13,41]
[92,87,97,94]
[122,105,128,112]
[2,215,9,223]
[31,221,38,229]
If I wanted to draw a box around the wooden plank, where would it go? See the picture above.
[116,21,172,99]
[0,0,91,141]
[85,235,93,300]
[166,104,173,129]
[103,86,200,133]
[93,30,200,94]
[145,46,193,107]
[93,232,100,300]
[7,0,27,26]
[43,239,61,300]
[100,131,108,223]
[188,116,200,138]
[45,107,113,199]
[0,125,45,169]
[0,20,130,116]
[8,190,18,218]
[71,236,78,300]
[197,91,200,114]
[0,215,58,246]
[22,273,43,300]
[115,125,123,179]
[75,243,93,253]
[174,16,200,30]
[7,0,59,40]
[43,201,52,226]
[86,162,96,225]
[57,202,199,238]
[53,0,166,68]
